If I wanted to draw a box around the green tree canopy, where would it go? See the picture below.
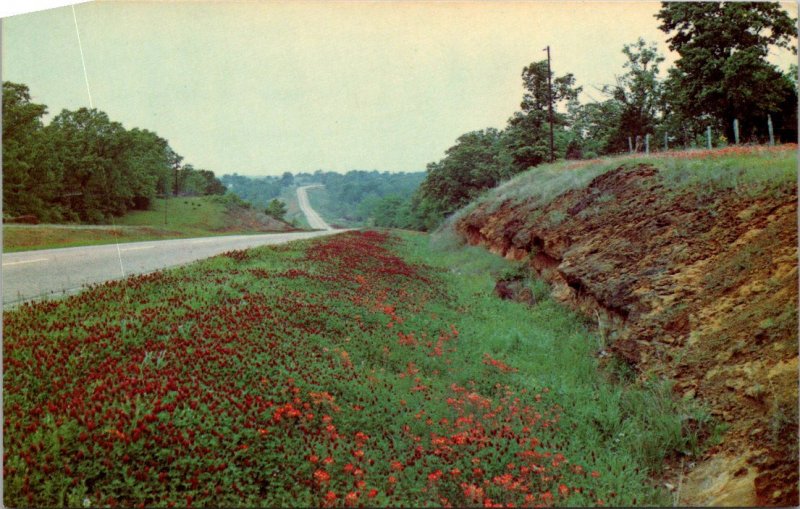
[605,38,665,152]
[3,81,228,223]
[657,1,797,142]
[505,61,581,172]
[2,82,61,220]
[265,199,288,221]
[46,107,138,221]
[418,128,510,217]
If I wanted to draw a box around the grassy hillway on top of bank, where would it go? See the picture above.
[3,230,713,507]
[3,195,296,253]
[451,144,798,505]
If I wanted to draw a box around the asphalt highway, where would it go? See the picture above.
[296,185,333,230]
[3,184,341,307]
[2,230,343,307]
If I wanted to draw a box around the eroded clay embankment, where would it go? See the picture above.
[456,164,798,506]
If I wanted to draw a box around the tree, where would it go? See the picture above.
[417,128,510,217]
[604,38,665,152]
[2,82,61,220]
[199,170,227,195]
[504,61,581,172]
[47,108,140,222]
[567,99,624,157]
[265,199,287,221]
[122,128,176,209]
[656,2,797,142]
[279,171,295,188]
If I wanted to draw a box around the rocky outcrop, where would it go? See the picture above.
[457,163,798,506]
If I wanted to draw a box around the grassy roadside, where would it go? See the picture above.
[468,144,796,220]
[3,224,186,253]
[395,229,724,505]
[3,230,715,506]
[3,196,295,253]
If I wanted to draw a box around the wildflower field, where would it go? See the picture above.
[4,231,702,507]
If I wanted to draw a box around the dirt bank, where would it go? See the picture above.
[456,161,798,506]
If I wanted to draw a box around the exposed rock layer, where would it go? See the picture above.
[457,164,798,506]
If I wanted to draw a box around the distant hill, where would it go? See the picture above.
[221,170,426,227]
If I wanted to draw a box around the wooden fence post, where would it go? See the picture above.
[768,114,775,146]
[706,126,712,149]
[733,119,740,144]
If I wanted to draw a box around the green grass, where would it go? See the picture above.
[3,196,292,253]
[3,229,724,506]
[397,230,726,504]
[115,197,227,231]
[471,145,797,214]
[3,224,187,253]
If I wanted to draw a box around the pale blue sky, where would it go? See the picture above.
[2,1,796,176]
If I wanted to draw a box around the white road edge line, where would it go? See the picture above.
[120,246,155,252]
[2,257,49,267]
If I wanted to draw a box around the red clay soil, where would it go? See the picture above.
[457,162,798,506]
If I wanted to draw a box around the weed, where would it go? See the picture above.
[544,209,568,227]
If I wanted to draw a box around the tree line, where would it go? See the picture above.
[386,1,798,231]
[3,82,226,223]
[221,170,425,227]
[302,170,425,226]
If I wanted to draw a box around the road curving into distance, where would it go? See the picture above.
[296,185,334,230]
[2,230,343,308]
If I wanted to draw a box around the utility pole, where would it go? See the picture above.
[544,45,554,163]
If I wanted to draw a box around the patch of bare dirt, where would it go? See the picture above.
[457,164,798,506]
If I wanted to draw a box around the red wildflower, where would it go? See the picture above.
[462,484,484,502]
[344,491,359,507]
[428,470,443,482]
[313,469,331,484]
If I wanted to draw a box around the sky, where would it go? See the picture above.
[2,1,797,177]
